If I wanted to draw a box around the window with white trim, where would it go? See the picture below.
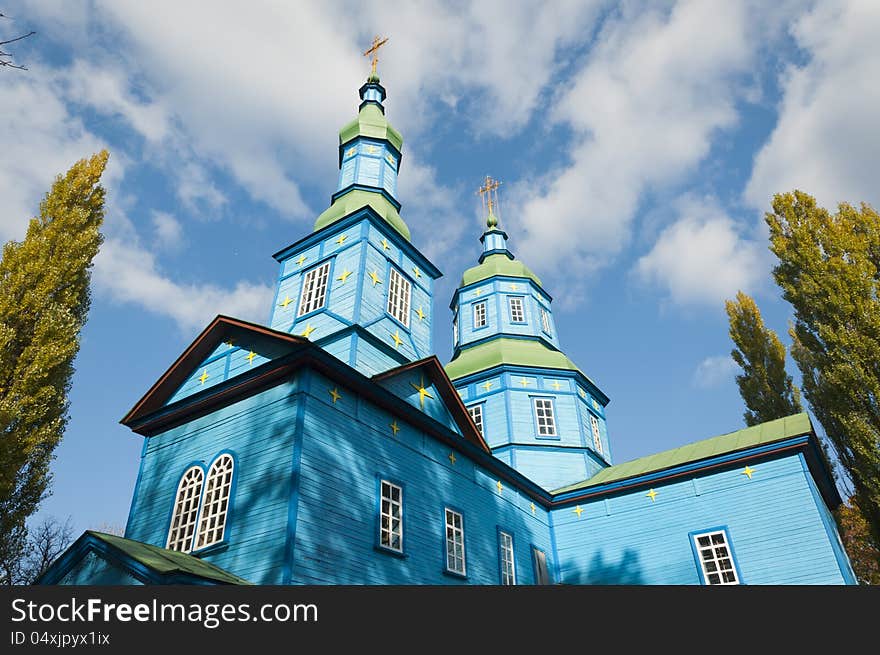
[297,261,331,316]
[509,296,525,323]
[195,454,234,550]
[473,301,487,328]
[532,547,550,585]
[499,531,516,585]
[541,308,552,334]
[533,397,557,437]
[467,404,484,436]
[453,314,459,345]
[167,466,204,553]
[379,480,403,552]
[387,267,411,327]
[590,414,603,455]
[693,530,739,585]
[444,508,466,575]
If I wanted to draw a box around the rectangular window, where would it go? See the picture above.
[467,404,484,436]
[533,397,557,437]
[297,261,331,316]
[590,414,603,455]
[693,530,739,585]
[453,314,459,345]
[473,301,487,328]
[499,531,516,585]
[387,268,412,327]
[444,508,466,576]
[509,297,525,323]
[532,547,550,585]
[541,308,552,334]
[379,481,403,553]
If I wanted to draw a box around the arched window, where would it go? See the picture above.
[166,466,204,552]
[195,454,235,550]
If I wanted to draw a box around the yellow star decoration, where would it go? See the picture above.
[412,266,422,278]
[496,480,504,493]
[335,234,348,245]
[345,147,356,158]
[481,380,493,392]
[520,377,530,387]
[390,421,400,437]
[551,381,562,390]
[369,270,382,286]
[646,489,658,503]
[416,306,427,322]
[381,238,390,251]
[366,144,377,154]
[278,295,292,308]
[448,452,456,465]
[573,505,584,518]
[328,387,342,404]
[385,153,395,165]
[578,388,587,399]
[510,283,519,291]
[296,254,307,266]
[246,351,257,364]
[743,466,755,480]
[300,324,316,339]
[530,503,536,515]
[409,377,434,408]
[224,339,235,348]
[474,288,483,296]
[337,269,353,283]
[199,369,209,385]
[390,330,403,349]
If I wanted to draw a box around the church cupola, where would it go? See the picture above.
[445,178,612,491]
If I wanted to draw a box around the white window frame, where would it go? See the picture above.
[590,414,603,455]
[444,508,466,576]
[194,454,234,550]
[453,314,459,345]
[533,397,557,437]
[499,531,516,585]
[473,301,487,329]
[379,480,403,553]
[508,296,525,323]
[297,261,331,317]
[166,466,204,553]
[387,267,412,328]
[467,403,484,436]
[693,530,740,585]
[541,308,552,334]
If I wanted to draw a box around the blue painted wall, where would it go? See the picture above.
[58,551,145,586]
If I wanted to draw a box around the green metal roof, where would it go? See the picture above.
[445,337,583,380]
[459,253,542,288]
[339,102,403,152]
[313,188,410,240]
[87,532,251,584]
[552,413,814,494]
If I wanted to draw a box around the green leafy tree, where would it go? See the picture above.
[725,290,802,426]
[0,150,109,583]
[766,190,880,545]
[837,498,880,585]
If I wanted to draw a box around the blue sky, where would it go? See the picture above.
[3,0,878,535]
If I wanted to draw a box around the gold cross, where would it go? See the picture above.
[410,377,434,408]
[477,175,502,215]
[646,489,658,502]
[296,254,307,266]
[391,330,403,349]
[369,270,382,286]
[329,387,342,403]
[496,480,504,493]
[390,421,400,436]
[335,234,347,245]
[578,388,586,399]
[448,452,456,465]
[743,466,755,479]
[246,351,257,364]
[481,380,493,392]
[345,146,356,158]
[416,306,427,321]
[530,503,536,514]
[337,270,353,283]
[551,381,562,390]
[573,505,583,518]
[520,377,529,387]
[474,288,482,296]
[412,266,421,278]
[300,323,316,338]
[199,369,209,385]
[363,35,389,76]
[278,295,292,308]
[381,238,390,251]
[510,283,519,291]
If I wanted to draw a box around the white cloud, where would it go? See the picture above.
[635,196,765,306]
[746,0,880,212]
[693,355,738,389]
[151,211,184,251]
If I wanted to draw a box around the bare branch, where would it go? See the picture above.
[0,30,35,47]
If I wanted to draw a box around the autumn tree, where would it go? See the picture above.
[0,151,109,582]
[837,498,880,585]
[725,290,802,426]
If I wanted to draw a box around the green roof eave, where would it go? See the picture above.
[552,413,815,495]
[314,189,410,241]
[445,338,582,381]
[339,103,403,152]
[459,253,542,288]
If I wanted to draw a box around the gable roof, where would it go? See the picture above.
[36,531,250,585]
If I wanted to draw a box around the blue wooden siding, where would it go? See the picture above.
[58,551,144,585]
[376,371,461,435]
[551,454,851,585]
[167,343,269,406]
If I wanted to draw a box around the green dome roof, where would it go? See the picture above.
[445,338,583,381]
[314,189,410,241]
[339,103,403,152]
[459,253,542,288]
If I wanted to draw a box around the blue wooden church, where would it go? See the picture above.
[40,62,856,586]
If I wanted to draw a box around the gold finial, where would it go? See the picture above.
[477,175,502,227]
[363,35,389,76]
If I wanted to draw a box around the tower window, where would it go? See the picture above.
[453,314,459,345]
[387,267,412,327]
[590,414,603,455]
[298,261,331,317]
[499,531,516,585]
[692,529,740,585]
[473,301,487,329]
[195,454,235,550]
[379,480,403,553]
[166,466,204,553]
[444,508,466,576]
[509,296,525,323]
[533,397,557,437]
[541,308,552,335]
[467,403,484,436]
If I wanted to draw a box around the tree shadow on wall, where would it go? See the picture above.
[565,549,645,585]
